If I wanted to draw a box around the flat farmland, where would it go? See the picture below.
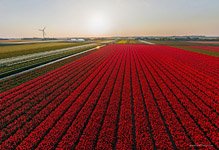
[0,42,87,59]
[189,46,219,52]
[0,43,97,78]
[147,40,219,57]
[0,44,218,149]
[0,42,99,90]
[116,39,141,44]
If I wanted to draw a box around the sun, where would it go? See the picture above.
[88,13,111,35]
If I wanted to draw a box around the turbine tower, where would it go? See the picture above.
[39,27,46,39]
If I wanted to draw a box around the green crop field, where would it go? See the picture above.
[0,42,87,59]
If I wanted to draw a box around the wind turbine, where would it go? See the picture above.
[39,27,46,39]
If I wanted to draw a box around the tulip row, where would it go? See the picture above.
[0,45,116,149]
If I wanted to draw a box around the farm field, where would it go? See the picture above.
[188,46,219,52]
[147,40,219,46]
[188,41,219,44]
[175,46,219,57]
[0,44,218,149]
[147,40,219,57]
[0,40,27,42]
[116,39,141,44]
[0,41,88,59]
[0,43,98,79]
[0,47,99,92]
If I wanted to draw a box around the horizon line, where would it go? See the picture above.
[1,35,219,39]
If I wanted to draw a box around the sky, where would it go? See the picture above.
[0,0,219,38]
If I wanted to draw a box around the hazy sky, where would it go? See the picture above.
[1,0,219,38]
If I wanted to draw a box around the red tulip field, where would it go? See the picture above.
[0,44,218,149]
